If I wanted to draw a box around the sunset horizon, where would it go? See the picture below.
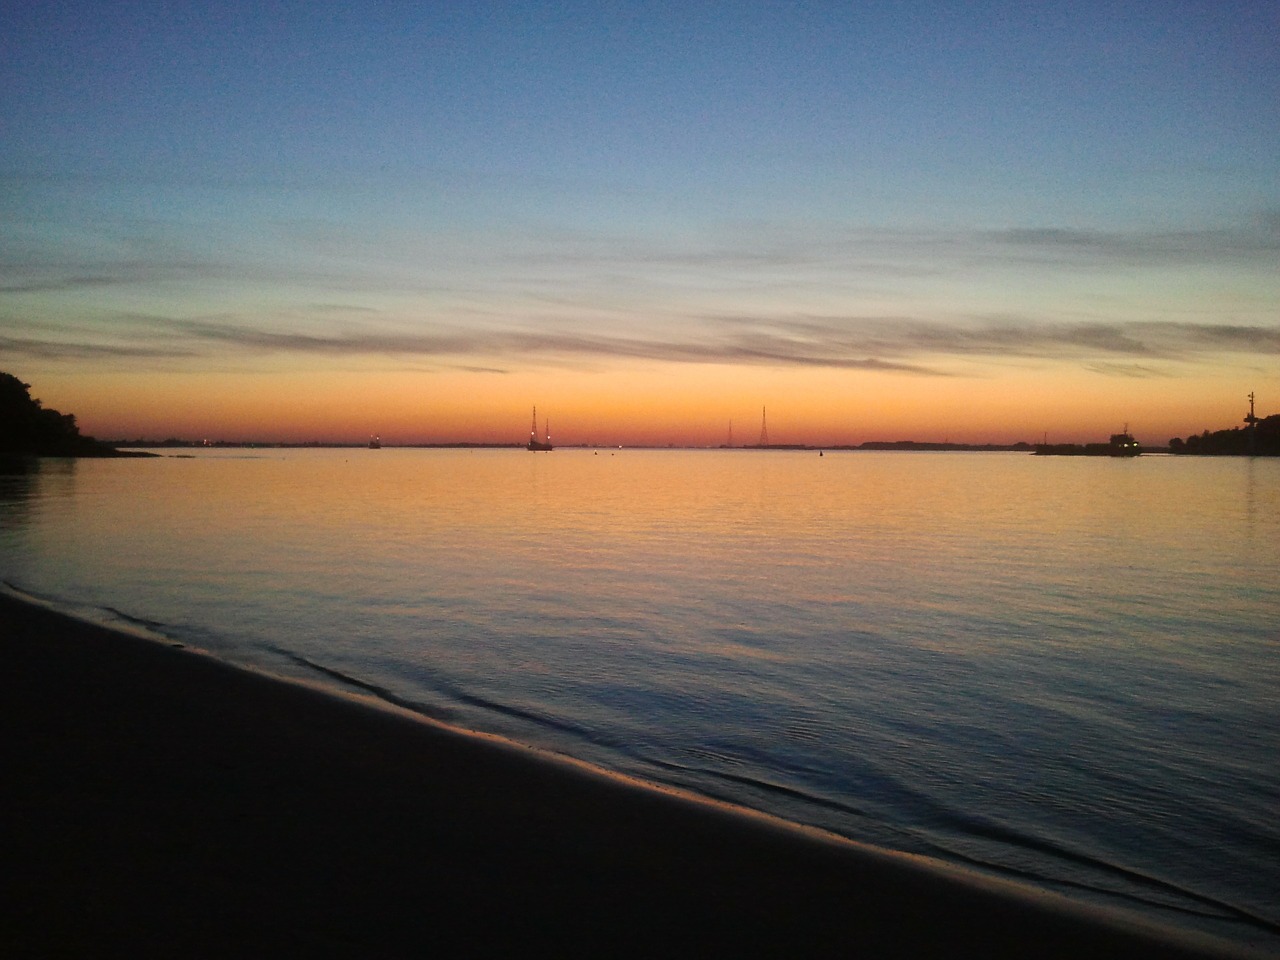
[3,3,1275,449]
[4,5,1278,951]
[9,367,1269,449]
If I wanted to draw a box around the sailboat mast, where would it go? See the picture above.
[527,405,553,450]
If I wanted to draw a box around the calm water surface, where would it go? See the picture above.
[2,449,1278,950]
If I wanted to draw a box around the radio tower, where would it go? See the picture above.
[1245,391,1260,455]
[759,406,769,447]
[1245,391,1259,427]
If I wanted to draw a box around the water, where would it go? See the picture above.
[2,448,1278,951]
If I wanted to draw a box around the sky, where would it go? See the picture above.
[2,0,1277,446]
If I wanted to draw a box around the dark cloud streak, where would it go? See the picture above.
[981,225,1280,267]
[0,275,132,294]
[6,216,1276,307]
[152,318,951,375]
[0,335,197,360]
[7,313,1276,376]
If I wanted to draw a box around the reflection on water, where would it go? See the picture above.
[0,456,78,541]
[1,448,1277,949]
[0,456,39,520]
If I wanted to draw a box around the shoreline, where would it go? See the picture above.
[1,591,1264,957]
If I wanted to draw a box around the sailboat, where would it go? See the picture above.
[527,407,552,451]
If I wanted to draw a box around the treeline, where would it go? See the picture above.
[1169,415,1279,456]
[0,372,142,457]
[857,441,1034,452]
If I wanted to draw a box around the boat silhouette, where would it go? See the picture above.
[527,407,552,451]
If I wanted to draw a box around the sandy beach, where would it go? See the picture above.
[1,590,1257,958]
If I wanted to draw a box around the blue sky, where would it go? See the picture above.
[2,1,1277,442]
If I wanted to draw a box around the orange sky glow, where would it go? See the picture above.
[3,4,1276,449]
[28,360,1268,449]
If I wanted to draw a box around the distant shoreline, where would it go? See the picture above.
[105,440,1199,455]
[108,439,1044,452]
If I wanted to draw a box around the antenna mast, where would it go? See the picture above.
[1245,391,1260,455]
[759,406,769,447]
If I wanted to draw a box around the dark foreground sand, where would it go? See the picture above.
[0,592,1256,958]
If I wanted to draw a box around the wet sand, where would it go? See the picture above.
[0,591,1253,957]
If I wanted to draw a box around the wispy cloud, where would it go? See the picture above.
[0,334,196,360]
[6,201,1278,308]
[138,317,951,375]
[4,312,1276,377]
[0,275,133,294]
[979,225,1280,267]
[1081,362,1175,379]
[701,315,1280,364]
[1174,323,1280,352]
[4,183,1277,379]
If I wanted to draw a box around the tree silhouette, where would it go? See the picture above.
[0,371,121,456]
[1169,414,1280,456]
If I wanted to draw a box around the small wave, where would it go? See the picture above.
[447,686,633,752]
[2,579,44,602]
[924,806,1280,936]
[259,646,649,763]
[103,606,177,637]
[690,764,878,820]
[262,647,455,723]
[2,581,183,647]
[641,738,1279,940]
[638,756,937,853]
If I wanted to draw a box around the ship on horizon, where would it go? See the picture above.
[1108,427,1140,457]
[1034,425,1141,457]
